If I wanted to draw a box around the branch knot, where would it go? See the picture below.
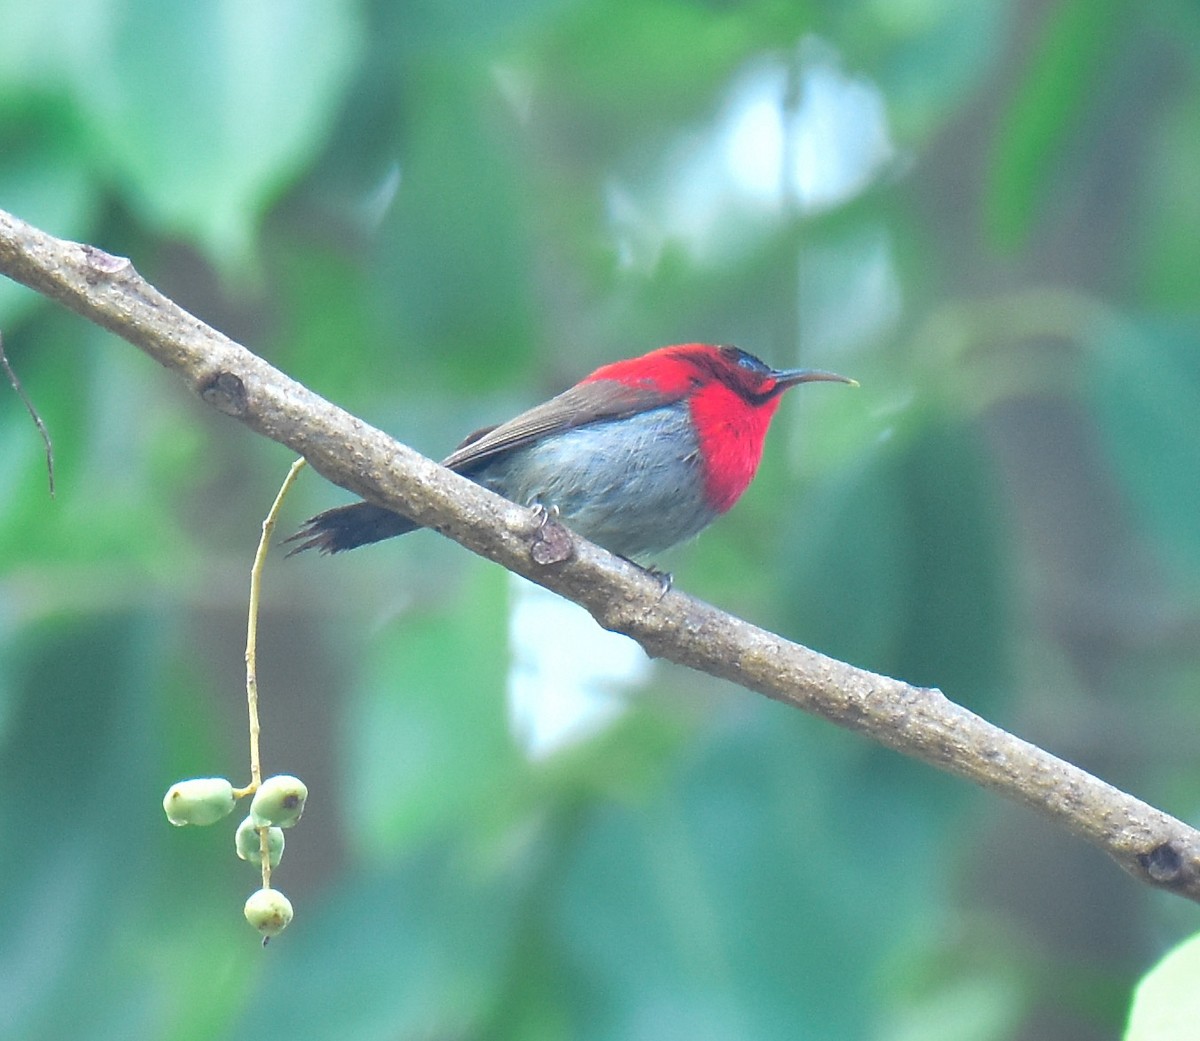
[80,244,132,282]
[199,371,249,416]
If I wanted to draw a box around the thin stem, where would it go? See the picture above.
[0,331,55,497]
[236,457,307,887]
[259,827,273,891]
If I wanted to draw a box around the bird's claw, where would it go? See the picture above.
[645,565,674,598]
[530,502,560,529]
[615,556,672,598]
[528,503,573,565]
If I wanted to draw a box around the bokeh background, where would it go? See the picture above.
[2,1,1200,1039]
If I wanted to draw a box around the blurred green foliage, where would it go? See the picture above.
[1125,931,1200,1041]
[2,1,1200,1039]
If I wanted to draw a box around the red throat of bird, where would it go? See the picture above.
[689,382,784,513]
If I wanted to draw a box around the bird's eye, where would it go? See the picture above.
[721,345,769,375]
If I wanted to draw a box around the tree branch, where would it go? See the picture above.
[2,205,1198,901]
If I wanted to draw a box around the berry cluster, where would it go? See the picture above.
[163,773,308,940]
[162,459,310,944]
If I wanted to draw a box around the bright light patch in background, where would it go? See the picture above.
[607,36,896,268]
[507,576,650,759]
[797,224,902,358]
[784,43,895,210]
[357,161,402,231]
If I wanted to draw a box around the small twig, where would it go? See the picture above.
[235,457,308,888]
[0,330,55,497]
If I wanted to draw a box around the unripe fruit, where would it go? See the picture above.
[250,775,307,828]
[235,816,285,868]
[163,777,236,827]
[244,888,293,938]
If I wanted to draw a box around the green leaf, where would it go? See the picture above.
[79,0,361,268]
[0,318,200,569]
[777,419,1013,710]
[0,0,85,91]
[549,712,956,1040]
[374,64,538,366]
[0,610,251,1041]
[1134,93,1200,307]
[0,111,99,324]
[342,562,521,860]
[986,0,1129,250]
[1125,932,1200,1041]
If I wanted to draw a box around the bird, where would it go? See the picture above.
[286,343,855,561]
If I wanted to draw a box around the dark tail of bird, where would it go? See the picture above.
[285,502,419,556]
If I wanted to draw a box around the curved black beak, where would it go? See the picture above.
[772,368,859,389]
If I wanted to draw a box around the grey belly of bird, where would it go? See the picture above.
[472,405,716,560]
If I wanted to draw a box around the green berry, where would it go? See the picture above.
[162,777,236,827]
[235,816,285,868]
[244,888,293,938]
[250,775,307,828]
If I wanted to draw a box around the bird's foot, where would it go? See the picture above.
[528,503,574,565]
[618,556,672,599]
[646,565,674,599]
